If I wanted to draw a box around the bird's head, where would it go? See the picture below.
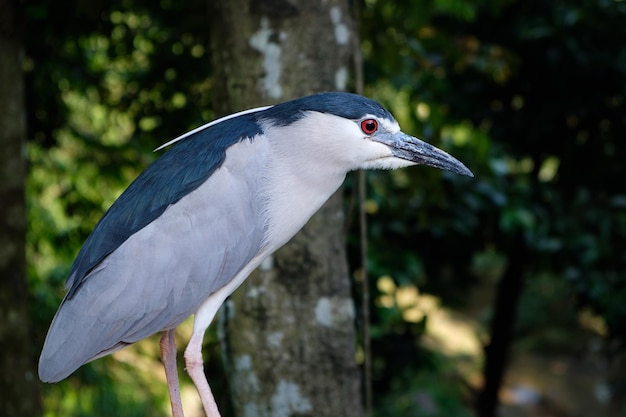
[155,92,472,178]
[259,92,474,177]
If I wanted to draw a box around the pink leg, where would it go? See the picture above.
[160,330,185,417]
[184,331,221,417]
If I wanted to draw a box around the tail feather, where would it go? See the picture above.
[38,296,137,382]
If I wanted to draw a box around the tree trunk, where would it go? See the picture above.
[477,233,528,417]
[209,1,363,416]
[0,1,43,416]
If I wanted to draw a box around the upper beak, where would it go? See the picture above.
[374,131,474,177]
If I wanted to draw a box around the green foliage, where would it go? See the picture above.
[40,353,171,417]
[357,0,626,412]
[25,1,214,415]
[375,369,474,417]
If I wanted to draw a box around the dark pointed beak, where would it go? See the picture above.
[374,131,474,177]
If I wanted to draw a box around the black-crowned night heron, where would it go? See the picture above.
[39,92,473,417]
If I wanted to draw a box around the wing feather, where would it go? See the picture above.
[65,113,265,298]
[40,125,270,382]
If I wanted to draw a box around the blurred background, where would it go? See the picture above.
[2,0,626,416]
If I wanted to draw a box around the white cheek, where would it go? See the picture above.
[360,157,416,170]
[353,139,416,171]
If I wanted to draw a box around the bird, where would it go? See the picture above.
[39,92,473,417]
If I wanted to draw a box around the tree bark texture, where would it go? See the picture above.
[209,1,363,416]
[0,0,43,416]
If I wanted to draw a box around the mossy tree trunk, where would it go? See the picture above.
[0,0,42,416]
[209,1,363,416]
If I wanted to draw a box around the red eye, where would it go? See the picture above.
[360,119,378,134]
